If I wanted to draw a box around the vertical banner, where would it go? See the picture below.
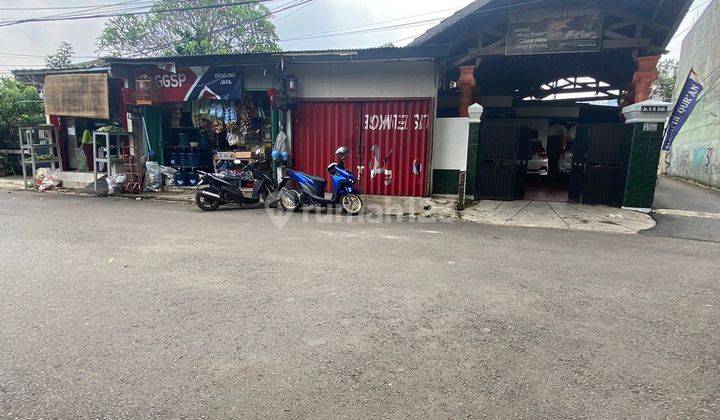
[662,69,703,151]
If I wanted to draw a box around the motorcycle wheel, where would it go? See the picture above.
[195,189,221,211]
[279,189,302,212]
[340,194,363,215]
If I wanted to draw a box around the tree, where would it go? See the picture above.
[96,0,280,57]
[0,78,45,148]
[653,58,679,102]
[45,41,75,69]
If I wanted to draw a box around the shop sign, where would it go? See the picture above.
[506,6,603,55]
[136,66,243,102]
[363,113,430,131]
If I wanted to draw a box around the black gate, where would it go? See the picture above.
[568,124,630,206]
[475,122,529,200]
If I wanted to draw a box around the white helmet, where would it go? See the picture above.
[335,146,350,161]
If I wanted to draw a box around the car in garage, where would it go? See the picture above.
[528,140,549,176]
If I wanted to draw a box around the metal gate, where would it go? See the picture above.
[568,124,631,206]
[293,100,432,197]
[475,122,529,200]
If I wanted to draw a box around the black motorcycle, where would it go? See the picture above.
[195,159,279,211]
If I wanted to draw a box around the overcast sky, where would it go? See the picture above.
[0,0,711,75]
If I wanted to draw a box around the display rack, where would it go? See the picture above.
[19,125,63,190]
[92,130,133,193]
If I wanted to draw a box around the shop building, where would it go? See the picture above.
[15,47,445,195]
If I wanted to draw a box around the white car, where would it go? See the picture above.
[558,141,574,175]
[527,140,549,176]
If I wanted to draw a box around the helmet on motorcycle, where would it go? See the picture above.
[335,146,350,161]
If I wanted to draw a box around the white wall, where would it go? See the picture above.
[243,66,273,90]
[288,61,437,99]
[432,117,469,171]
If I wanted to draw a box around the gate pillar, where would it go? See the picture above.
[460,104,484,206]
[621,99,673,212]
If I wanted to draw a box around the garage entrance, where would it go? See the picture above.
[475,118,629,206]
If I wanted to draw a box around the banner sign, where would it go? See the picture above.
[136,65,243,102]
[662,70,703,151]
[506,7,603,55]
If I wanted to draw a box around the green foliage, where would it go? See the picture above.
[653,58,679,102]
[0,78,45,148]
[45,41,76,69]
[96,0,280,57]
[81,129,92,146]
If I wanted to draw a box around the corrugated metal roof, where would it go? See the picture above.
[12,65,111,76]
[105,45,448,65]
[11,46,448,76]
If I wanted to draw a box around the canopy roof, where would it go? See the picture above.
[410,0,693,102]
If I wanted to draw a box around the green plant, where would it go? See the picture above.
[96,0,280,57]
[45,41,75,69]
[81,129,92,146]
[0,78,45,149]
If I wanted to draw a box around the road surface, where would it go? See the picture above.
[0,190,718,418]
[646,176,720,243]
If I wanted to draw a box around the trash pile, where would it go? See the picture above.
[36,168,62,192]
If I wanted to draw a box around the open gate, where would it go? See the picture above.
[568,124,631,206]
[475,122,530,200]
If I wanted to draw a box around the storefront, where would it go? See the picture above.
[107,47,445,196]
[130,65,273,187]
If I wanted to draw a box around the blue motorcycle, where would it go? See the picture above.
[279,147,364,215]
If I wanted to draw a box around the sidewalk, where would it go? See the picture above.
[1,175,656,234]
[462,200,656,234]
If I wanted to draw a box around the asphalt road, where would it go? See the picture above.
[645,177,720,243]
[1,190,718,418]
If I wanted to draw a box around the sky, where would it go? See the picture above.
[0,0,712,75]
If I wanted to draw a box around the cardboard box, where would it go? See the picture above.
[234,151,253,159]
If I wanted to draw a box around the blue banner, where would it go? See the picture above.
[662,69,703,151]
[188,67,243,101]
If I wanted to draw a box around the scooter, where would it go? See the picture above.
[278,147,363,215]
[195,158,278,211]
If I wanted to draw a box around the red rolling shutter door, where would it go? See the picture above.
[293,99,432,197]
